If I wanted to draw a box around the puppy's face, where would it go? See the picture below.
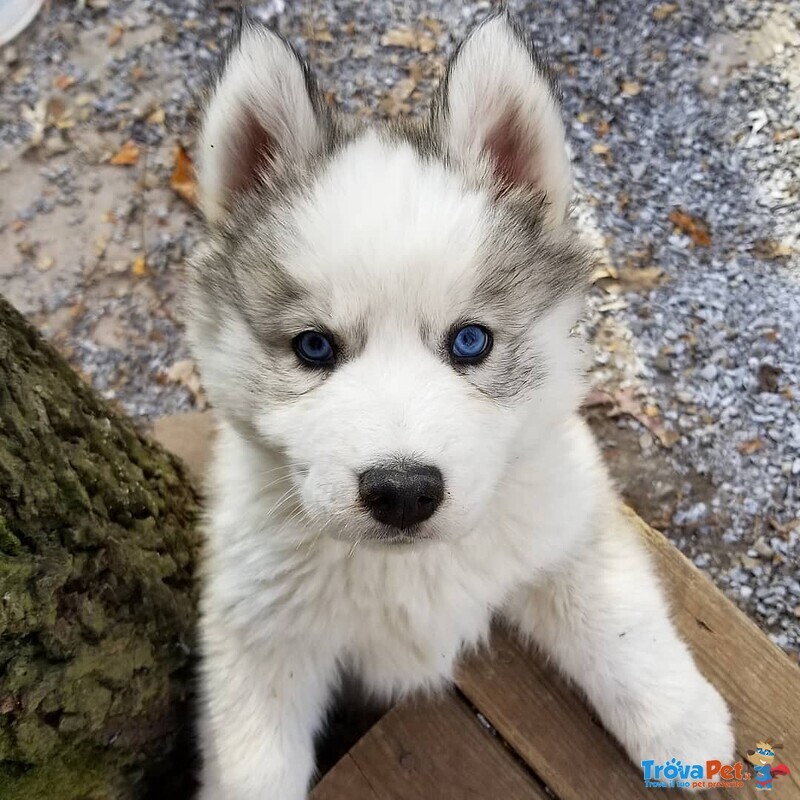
[188,14,590,545]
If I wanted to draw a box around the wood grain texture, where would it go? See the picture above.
[312,754,380,800]
[632,509,800,798]
[455,509,800,800]
[312,690,548,800]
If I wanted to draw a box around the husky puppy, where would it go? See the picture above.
[187,11,733,799]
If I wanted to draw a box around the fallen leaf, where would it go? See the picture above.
[591,142,610,155]
[93,235,108,258]
[595,119,611,137]
[583,387,679,448]
[381,27,436,53]
[16,240,36,257]
[146,107,165,125]
[614,265,667,292]
[165,359,207,409]
[379,77,418,117]
[420,16,443,36]
[773,128,799,143]
[737,438,764,455]
[668,208,711,246]
[768,517,800,537]
[621,81,642,96]
[53,74,76,91]
[310,26,334,43]
[20,99,47,146]
[108,24,124,46]
[757,363,782,393]
[131,65,145,81]
[592,46,604,58]
[753,238,793,260]
[110,140,141,166]
[652,3,679,20]
[36,256,55,272]
[132,256,149,277]
[170,143,198,206]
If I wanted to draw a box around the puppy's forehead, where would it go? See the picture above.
[281,131,490,317]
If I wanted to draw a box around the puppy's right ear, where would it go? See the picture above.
[198,20,328,225]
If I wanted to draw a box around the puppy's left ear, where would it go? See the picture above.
[435,13,571,228]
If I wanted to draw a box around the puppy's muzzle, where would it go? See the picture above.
[358,463,444,530]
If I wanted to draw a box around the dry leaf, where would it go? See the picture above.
[595,119,611,137]
[652,3,679,20]
[146,107,166,125]
[379,76,418,117]
[621,81,642,96]
[108,24,124,46]
[592,46,604,58]
[16,240,36,257]
[165,359,207,409]
[310,26,334,43]
[613,265,667,292]
[36,256,55,272]
[757,363,782,393]
[773,128,799,143]
[737,438,764,455]
[583,388,679,448]
[110,140,141,166]
[420,16,443,36]
[668,208,711,246]
[381,28,436,53]
[753,238,793,260]
[170,144,198,206]
[591,142,610,155]
[131,65,145,81]
[132,256,149,277]
[53,74,76,91]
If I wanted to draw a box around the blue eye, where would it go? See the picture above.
[293,330,335,366]
[450,324,492,363]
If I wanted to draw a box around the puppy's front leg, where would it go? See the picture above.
[198,623,334,800]
[503,507,733,770]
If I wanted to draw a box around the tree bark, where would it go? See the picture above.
[0,296,201,800]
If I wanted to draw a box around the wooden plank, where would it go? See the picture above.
[456,509,800,800]
[312,753,380,800]
[313,690,548,800]
[633,509,800,796]
[458,629,671,799]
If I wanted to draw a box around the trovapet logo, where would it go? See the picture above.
[745,740,791,791]
[642,739,791,791]
[641,758,750,790]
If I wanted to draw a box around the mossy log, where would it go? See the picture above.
[0,296,202,800]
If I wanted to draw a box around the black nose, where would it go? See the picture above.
[358,464,444,530]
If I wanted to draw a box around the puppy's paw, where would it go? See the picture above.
[632,675,734,790]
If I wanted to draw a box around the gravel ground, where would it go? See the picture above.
[1,0,798,658]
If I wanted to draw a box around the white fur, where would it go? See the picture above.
[198,24,323,224]
[441,16,573,227]
[192,15,733,799]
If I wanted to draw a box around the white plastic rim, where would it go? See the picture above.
[0,0,44,47]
